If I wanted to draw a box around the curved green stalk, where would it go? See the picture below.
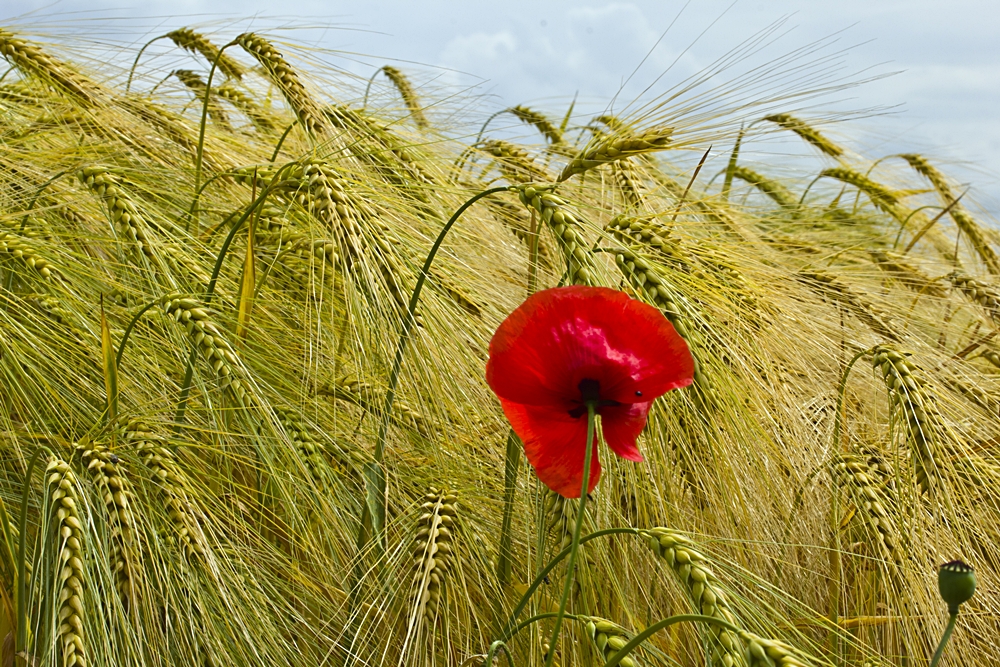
[270,121,299,163]
[495,429,521,588]
[544,402,595,667]
[929,612,959,667]
[362,185,510,552]
[115,297,163,370]
[125,35,167,92]
[192,39,238,210]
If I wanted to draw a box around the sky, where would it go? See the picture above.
[4,0,999,215]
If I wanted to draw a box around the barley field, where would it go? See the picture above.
[0,23,997,667]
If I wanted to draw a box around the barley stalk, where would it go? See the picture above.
[46,457,88,667]
[408,488,458,628]
[797,269,899,342]
[871,345,942,496]
[236,33,325,134]
[559,126,673,181]
[162,295,250,407]
[123,419,207,560]
[613,246,717,408]
[215,84,275,132]
[166,28,245,81]
[516,185,599,286]
[174,70,232,131]
[77,167,154,258]
[380,66,428,129]
[482,140,549,184]
[318,375,432,438]
[901,154,1000,275]
[74,442,136,605]
[580,616,638,667]
[0,28,94,102]
[730,165,797,208]
[948,272,1000,323]
[509,105,562,144]
[869,250,946,298]
[484,198,553,269]
[832,454,902,566]
[639,527,745,667]
[764,113,844,157]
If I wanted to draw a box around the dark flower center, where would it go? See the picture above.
[568,378,622,418]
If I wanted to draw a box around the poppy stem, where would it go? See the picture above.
[929,612,958,667]
[544,402,596,667]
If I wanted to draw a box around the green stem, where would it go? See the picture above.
[721,124,743,201]
[125,35,167,92]
[833,348,872,449]
[270,121,299,163]
[495,429,521,588]
[192,39,238,224]
[115,297,162,370]
[16,446,52,665]
[544,403,595,667]
[929,612,958,667]
[603,614,747,667]
[362,186,509,552]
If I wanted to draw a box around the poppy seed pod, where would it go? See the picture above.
[938,560,976,613]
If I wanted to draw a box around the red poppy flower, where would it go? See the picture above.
[486,285,694,498]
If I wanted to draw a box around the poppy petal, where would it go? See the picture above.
[600,402,653,462]
[486,286,694,408]
[499,398,601,498]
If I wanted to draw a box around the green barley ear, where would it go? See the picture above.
[407,489,458,638]
[46,458,88,667]
[509,105,562,144]
[559,126,673,181]
[763,113,844,157]
[0,28,95,102]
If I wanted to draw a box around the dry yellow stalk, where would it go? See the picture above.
[764,113,844,157]
[381,66,428,129]
[46,457,88,667]
[559,126,673,181]
[236,33,325,134]
[166,28,245,81]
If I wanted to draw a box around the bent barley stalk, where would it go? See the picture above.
[46,457,88,667]
[380,66,428,129]
[482,140,550,184]
[0,28,94,103]
[580,616,638,667]
[162,295,249,407]
[509,105,562,145]
[730,165,797,208]
[236,33,326,134]
[174,70,232,132]
[871,345,942,496]
[560,126,673,181]
[166,28,246,81]
[901,154,1000,275]
[763,113,844,158]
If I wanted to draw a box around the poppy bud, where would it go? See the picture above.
[938,560,976,613]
